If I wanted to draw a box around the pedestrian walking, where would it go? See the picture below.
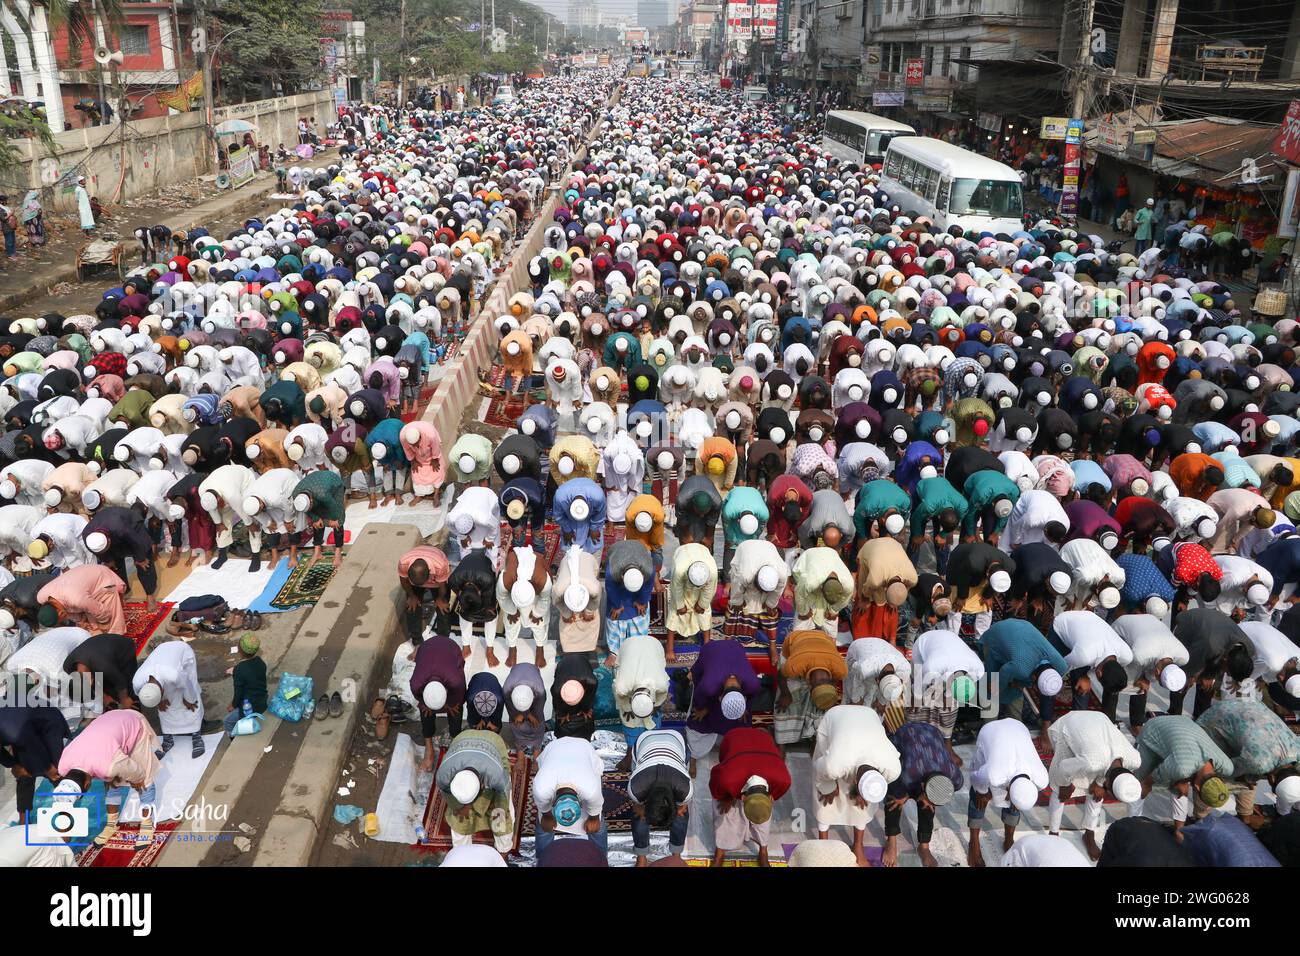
[1134,197,1154,253]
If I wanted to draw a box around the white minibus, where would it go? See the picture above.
[879,137,1024,235]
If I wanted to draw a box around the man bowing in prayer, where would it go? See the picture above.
[812,704,901,866]
[133,639,205,759]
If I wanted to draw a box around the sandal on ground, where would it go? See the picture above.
[374,713,391,740]
[329,691,343,718]
[370,697,386,720]
[314,695,330,719]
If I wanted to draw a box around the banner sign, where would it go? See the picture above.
[1060,118,1084,220]
[873,90,904,107]
[228,147,257,188]
[905,58,924,86]
[1274,100,1300,165]
[1040,116,1069,140]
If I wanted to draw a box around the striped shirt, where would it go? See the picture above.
[1136,715,1235,786]
[629,729,692,804]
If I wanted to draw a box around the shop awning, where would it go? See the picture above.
[1085,113,1286,189]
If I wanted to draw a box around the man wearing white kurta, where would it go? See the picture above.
[242,467,305,569]
[601,431,645,523]
[531,735,607,854]
[844,637,912,709]
[967,718,1049,868]
[28,512,92,571]
[198,463,256,569]
[133,639,204,758]
[1046,709,1143,860]
[812,704,900,866]
[613,632,670,757]
[446,485,501,565]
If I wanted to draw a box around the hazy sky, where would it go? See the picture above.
[527,0,676,24]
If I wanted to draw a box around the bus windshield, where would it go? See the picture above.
[949,177,1023,218]
[867,130,908,158]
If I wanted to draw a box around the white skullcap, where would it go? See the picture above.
[989,569,1011,593]
[623,568,644,593]
[1160,663,1187,693]
[1275,774,1300,808]
[634,511,653,533]
[687,560,710,587]
[569,497,590,521]
[458,453,476,474]
[403,425,421,446]
[564,584,589,613]
[449,769,481,804]
[720,690,746,721]
[1008,776,1040,813]
[294,493,311,512]
[510,684,535,712]
[857,770,888,804]
[630,690,654,718]
[879,673,905,702]
[1049,570,1072,595]
[1111,771,1142,804]
[243,496,262,516]
[85,531,109,554]
[423,681,447,710]
[1036,669,1063,698]
[137,681,163,708]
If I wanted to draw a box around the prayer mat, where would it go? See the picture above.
[1022,684,1103,720]
[414,748,532,853]
[124,601,175,655]
[519,769,637,836]
[685,857,788,867]
[498,521,625,573]
[269,554,339,610]
[77,821,180,867]
[482,364,545,429]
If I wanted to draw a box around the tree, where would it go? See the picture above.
[0,99,56,172]
[212,0,328,103]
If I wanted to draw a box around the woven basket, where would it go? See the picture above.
[1254,287,1288,317]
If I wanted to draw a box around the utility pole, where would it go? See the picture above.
[1069,0,1096,119]
[397,0,408,103]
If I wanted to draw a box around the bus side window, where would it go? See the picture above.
[938,176,952,211]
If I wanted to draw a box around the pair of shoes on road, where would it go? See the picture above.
[314,691,344,720]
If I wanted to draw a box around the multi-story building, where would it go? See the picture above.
[677,0,723,58]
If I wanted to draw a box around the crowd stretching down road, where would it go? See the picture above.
[0,69,1299,871]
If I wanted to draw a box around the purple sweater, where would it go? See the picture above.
[410,634,466,712]
[687,639,761,735]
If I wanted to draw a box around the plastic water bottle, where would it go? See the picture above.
[242,699,252,718]
[414,825,427,845]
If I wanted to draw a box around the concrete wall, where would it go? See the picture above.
[421,85,622,453]
[2,90,334,212]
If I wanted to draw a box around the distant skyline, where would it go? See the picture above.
[530,0,676,26]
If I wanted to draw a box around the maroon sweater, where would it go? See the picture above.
[709,727,791,801]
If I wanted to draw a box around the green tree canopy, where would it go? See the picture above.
[212,0,329,103]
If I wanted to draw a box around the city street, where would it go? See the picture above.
[0,0,1298,889]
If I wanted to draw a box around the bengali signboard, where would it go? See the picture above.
[776,0,789,55]
[726,0,753,40]
[756,1,777,39]
[1040,116,1070,140]
[1274,100,1300,165]
[873,90,904,107]
[912,91,951,111]
[905,58,924,87]
[1059,117,1084,220]
[228,147,256,188]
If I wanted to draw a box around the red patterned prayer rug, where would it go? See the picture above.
[77,820,180,867]
[124,602,175,655]
[414,748,533,853]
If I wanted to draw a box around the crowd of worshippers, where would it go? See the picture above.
[0,73,613,865]
[387,77,1300,869]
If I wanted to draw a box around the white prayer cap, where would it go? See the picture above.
[1275,773,1300,808]
[656,451,674,470]
[1287,674,1300,699]
[245,443,261,460]
[885,513,905,535]
[739,513,759,535]
[1110,771,1142,804]
[403,425,421,446]
[687,560,710,587]
[989,569,1011,593]
[1160,663,1187,693]
[1008,776,1040,813]
[634,511,653,533]
[243,496,262,516]
[1036,669,1063,698]
[294,493,311,512]
[857,770,888,804]
[422,681,447,710]
[720,691,746,721]
[743,774,768,792]
[1049,570,1072,595]
[557,455,575,476]
[623,568,644,593]
[458,453,476,474]
[564,584,589,613]
[449,769,481,804]
[879,673,904,702]
[286,441,304,461]
[569,497,590,521]
[630,690,654,718]
[85,531,109,554]
[137,681,163,708]
[200,490,219,512]
[510,685,535,712]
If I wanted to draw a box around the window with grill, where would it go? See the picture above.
[121,24,151,56]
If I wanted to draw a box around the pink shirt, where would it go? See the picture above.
[58,709,152,782]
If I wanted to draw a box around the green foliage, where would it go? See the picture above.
[212,0,329,102]
[356,0,554,86]
[0,101,57,172]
